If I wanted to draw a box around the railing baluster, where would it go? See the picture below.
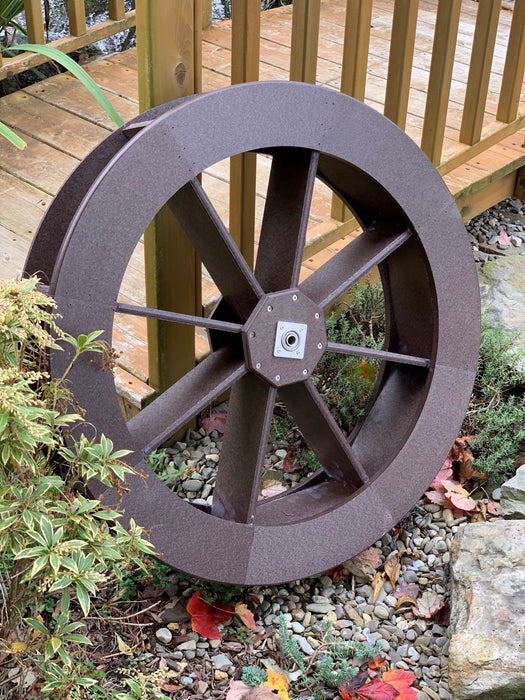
[384,0,419,130]
[229,0,260,269]
[109,0,126,22]
[66,0,87,36]
[24,0,45,44]
[497,0,525,124]
[420,0,461,165]
[460,0,500,145]
[332,0,372,222]
[289,0,321,83]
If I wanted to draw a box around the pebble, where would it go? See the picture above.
[374,604,390,620]
[212,653,233,670]
[182,479,203,493]
[155,628,172,644]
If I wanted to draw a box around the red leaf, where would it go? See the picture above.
[201,412,227,435]
[430,459,453,489]
[283,451,303,473]
[368,655,387,670]
[235,602,257,630]
[339,670,369,699]
[382,669,417,699]
[356,679,399,699]
[186,591,233,639]
[425,489,448,506]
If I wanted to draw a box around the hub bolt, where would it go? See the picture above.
[255,362,261,369]
[275,374,281,382]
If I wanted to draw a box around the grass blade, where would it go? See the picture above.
[0,121,26,149]
[8,44,124,127]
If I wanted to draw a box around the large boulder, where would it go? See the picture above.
[448,520,525,699]
[501,464,525,519]
[478,256,525,368]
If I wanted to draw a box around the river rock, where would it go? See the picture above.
[448,520,525,699]
[501,464,525,519]
[478,256,525,368]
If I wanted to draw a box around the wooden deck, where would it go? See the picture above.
[1,0,524,411]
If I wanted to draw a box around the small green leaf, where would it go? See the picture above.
[0,121,26,149]
[76,583,90,616]
[25,616,49,636]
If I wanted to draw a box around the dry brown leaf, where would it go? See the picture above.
[384,553,401,589]
[372,571,386,604]
[343,547,381,583]
[226,680,282,700]
[259,479,287,499]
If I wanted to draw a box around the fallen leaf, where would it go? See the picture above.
[226,681,281,700]
[382,669,417,699]
[394,582,419,601]
[262,669,289,700]
[358,361,377,383]
[325,564,348,582]
[161,683,183,692]
[384,552,401,589]
[430,459,453,489]
[413,590,444,619]
[425,488,448,506]
[344,547,382,583]
[497,230,512,246]
[487,500,502,516]
[115,632,132,655]
[216,670,229,681]
[202,412,227,435]
[371,571,386,604]
[259,479,287,499]
[368,655,387,670]
[442,480,478,512]
[340,677,399,699]
[235,602,257,631]
[187,591,234,639]
[435,600,451,626]
[283,451,302,473]
[10,642,27,654]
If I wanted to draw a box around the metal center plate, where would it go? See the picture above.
[242,289,327,387]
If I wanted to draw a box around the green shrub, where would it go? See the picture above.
[0,278,154,694]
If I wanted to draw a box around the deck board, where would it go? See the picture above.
[1,0,524,409]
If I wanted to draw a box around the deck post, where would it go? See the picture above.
[229,0,260,267]
[23,0,45,44]
[497,0,525,123]
[289,0,321,83]
[136,0,202,393]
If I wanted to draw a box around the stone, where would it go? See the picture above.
[501,464,525,519]
[211,653,233,670]
[177,640,197,651]
[449,520,525,699]
[182,479,203,493]
[155,627,172,644]
[478,257,525,368]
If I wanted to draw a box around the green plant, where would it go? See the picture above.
[112,667,171,700]
[0,43,123,148]
[0,277,154,692]
[277,614,380,697]
[0,0,25,44]
[463,318,525,486]
[242,665,268,686]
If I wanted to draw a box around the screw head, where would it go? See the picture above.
[302,369,308,375]
[255,362,261,369]
[292,294,298,301]
[317,342,323,350]
[314,312,320,319]
[275,374,281,382]
[249,331,256,338]
[267,305,273,312]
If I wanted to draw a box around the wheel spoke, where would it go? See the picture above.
[326,342,430,368]
[211,375,276,524]
[300,224,411,309]
[255,149,319,292]
[128,347,246,453]
[279,380,368,489]
[115,302,242,334]
[168,178,263,321]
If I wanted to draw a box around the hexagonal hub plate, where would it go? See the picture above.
[242,290,327,387]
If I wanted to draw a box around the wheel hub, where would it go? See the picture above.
[242,289,327,387]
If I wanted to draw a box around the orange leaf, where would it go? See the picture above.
[235,602,257,631]
[186,591,233,639]
[368,655,387,670]
[262,670,289,700]
[382,669,418,699]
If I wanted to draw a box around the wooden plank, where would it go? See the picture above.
[0,126,79,196]
[455,170,517,222]
[66,0,87,36]
[136,0,202,393]
[289,0,321,83]
[0,13,136,80]
[0,91,110,158]
[515,164,525,199]
[460,0,501,145]
[24,72,139,129]
[229,0,260,267]
[0,170,50,241]
[23,0,45,44]
[109,0,126,22]
[0,224,30,280]
[332,0,372,222]
[420,0,461,164]
[85,58,139,102]
[497,0,525,123]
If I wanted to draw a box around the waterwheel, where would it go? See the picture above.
[25,82,480,585]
